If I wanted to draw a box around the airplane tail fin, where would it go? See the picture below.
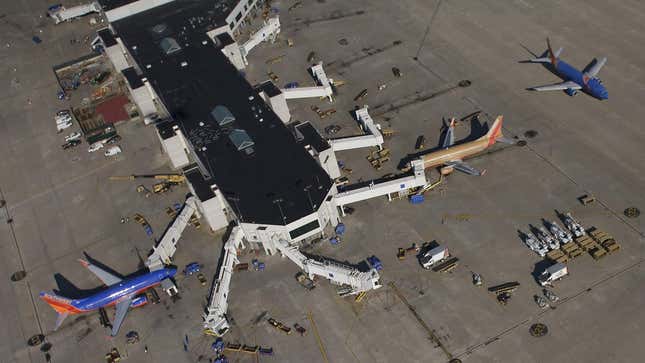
[546,37,556,64]
[528,38,562,64]
[39,291,76,330]
[481,115,504,146]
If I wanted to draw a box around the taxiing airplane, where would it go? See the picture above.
[420,115,512,176]
[40,258,176,336]
[527,38,608,100]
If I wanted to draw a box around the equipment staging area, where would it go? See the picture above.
[1,0,645,362]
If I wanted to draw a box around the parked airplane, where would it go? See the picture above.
[40,257,176,336]
[527,38,608,99]
[420,115,513,176]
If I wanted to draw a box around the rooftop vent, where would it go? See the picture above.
[229,129,255,154]
[160,37,181,55]
[211,105,235,126]
[151,23,169,34]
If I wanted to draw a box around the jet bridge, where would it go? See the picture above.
[203,229,381,336]
[328,106,384,151]
[281,62,334,102]
[48,2,101,24]
[146,195,199,294]
[203,226,245,336]
[240,17,281,65]
[335,160,427,213]
[272,238,381,293]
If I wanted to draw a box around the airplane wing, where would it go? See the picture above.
[441,118,456,149]
[583,57,607,78]
[79,259,122,286]
[111,296,133,336]
[445,160,486,176]
[530,81,581,92]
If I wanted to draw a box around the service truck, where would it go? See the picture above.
[419,245,449,269]
[538,263,568,286]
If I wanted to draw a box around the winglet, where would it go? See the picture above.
[485,115,504,146]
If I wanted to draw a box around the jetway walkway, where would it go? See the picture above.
[203,226,245,336]
[203,228,381,336]
[273,238,381,294]
[240,17,281,65]
[335,160,427,213]
[48,2,101,24]
[281,62,334,102]
[146,196,198,270]
[328,106,384,151]
[146,195,198,294]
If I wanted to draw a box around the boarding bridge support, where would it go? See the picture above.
[335,160,427,215]
[240,17,281,65]
[48,2,101,24]
[203,226,246,336]
[328,106,384,151]
[273,238,381,294]
[281,62,334,102]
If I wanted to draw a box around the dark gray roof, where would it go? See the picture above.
[296,122,331,152]
[122,67,143,89]
[97,28,117,47]
[110,1,332,226]
[256,80,282,98]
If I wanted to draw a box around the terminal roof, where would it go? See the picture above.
[111,1,332,226]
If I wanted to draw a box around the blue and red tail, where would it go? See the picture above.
[39,292,82,330]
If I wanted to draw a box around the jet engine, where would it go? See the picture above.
[565,88,578,96]
[130,295,148,308]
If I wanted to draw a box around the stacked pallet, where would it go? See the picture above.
[575,235,606,260]
[432,257,459,273]
[560,241,584,259]
[547,249,569,264]
[367,148,391,170]
[590,230,620,254]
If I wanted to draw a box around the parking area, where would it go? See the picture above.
[1,0,645,362]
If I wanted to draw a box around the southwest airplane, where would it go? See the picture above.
[527,38,608,100]
[40,258,176,336]
[420,115,513,176]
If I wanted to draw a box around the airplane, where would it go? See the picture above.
[420,115,514,176]
[526,38,608,100]
[40,257,176,336]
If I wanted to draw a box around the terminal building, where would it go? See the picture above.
[95,0,343,253]
[88,0,432,334]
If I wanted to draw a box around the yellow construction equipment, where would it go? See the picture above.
[110,174,186,184]
[152,182,172,194]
